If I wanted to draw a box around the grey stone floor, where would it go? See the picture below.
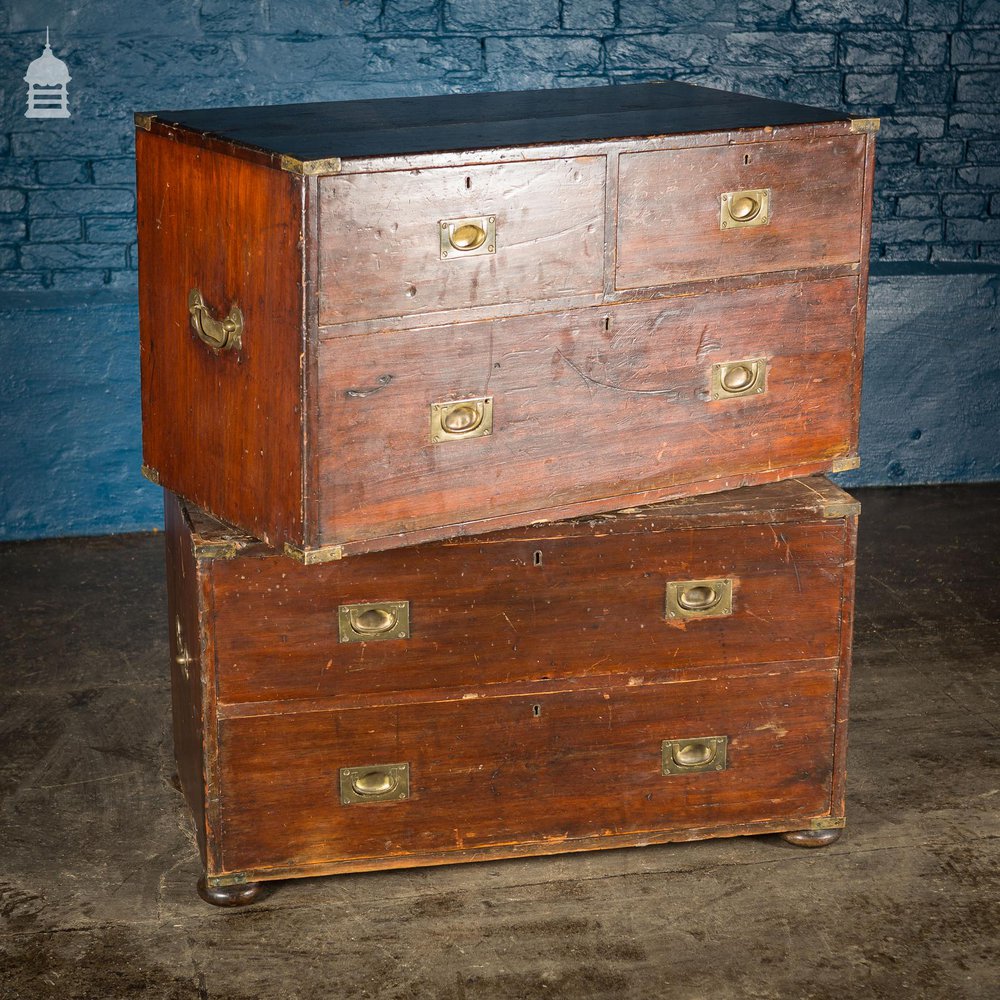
[1,484,997,1000]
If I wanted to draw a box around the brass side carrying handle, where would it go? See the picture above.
[338,601,410,643]
[662,736,728,775]
[173,615,192,681]
[666,578,734,620]
[340,763,410,804]
[720,189,770,230]
[188,288,243,352]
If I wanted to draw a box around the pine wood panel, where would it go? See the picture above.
[136,130,305,547]
[209,520,848,705]
[317,157,606,326]
[215,663,838,874]
[616,135,866,288]
[316,276,858,549]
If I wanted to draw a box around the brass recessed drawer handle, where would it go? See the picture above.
[430,396,493,443]
[720,189,770,230]
[662,736,728,775]
[440,215,496,259]
[338,601,410,643]
[711,359,767,400]
[340,763,410,804]
[188,288,243,351]
[666,578,733,619]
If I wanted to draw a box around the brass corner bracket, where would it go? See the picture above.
[283,542,344,565]
[830,455,861,473]
[810,816,846,831]
[279,155,343,176]
[140,464,161,485]
[850,117,881,134]
[134,112,156,131]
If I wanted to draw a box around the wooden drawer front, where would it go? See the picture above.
[317,157,606,326]
[216,664,838,874]
[616,136,866,289]
[211,520,847,705]
[317,276,858,548]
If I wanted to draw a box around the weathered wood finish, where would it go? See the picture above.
[616,135,866,288]
[217,665,838,875]
[137,81,875,560]
[317,277,858,548]
[210,520,846,706]
[136,130,305,548]
[163,477,858,888]
[317,157,605,325]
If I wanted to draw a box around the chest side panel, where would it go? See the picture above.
[317,157,606,326]
[316,276,857,548]
[137,130,305,547]
[616,134,866,289]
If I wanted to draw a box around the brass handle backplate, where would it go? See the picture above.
[173,615,192,681]
[666,579,733,620]
[340,763,410,804]
[439,215,496,260]
[430,396,493,443]
[338,601,410,643]
[661,736,728,775]
[711,359,767,400]
[720,189,770,230]
[188,288,243,351]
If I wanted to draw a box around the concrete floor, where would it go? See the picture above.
[1,484,997,1000]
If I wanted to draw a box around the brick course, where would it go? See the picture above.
[1,0,998,290]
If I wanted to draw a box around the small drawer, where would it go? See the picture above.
[215,665,839,873]
[317,157,606,326]
[616,135,866,289]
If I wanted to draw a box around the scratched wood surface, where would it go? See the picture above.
[214,663,838,875]
[207,519,848,706]
[136,130,306,548]
[317,157,605,326]
[316,276,858,549]
[616,135,866,288]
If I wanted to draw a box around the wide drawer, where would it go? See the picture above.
[209,518,850,706]
[317,157,606,326]
[315,276,859,551]
[616,136,866,289]
[215,663,839,875]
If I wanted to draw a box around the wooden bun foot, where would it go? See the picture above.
[197,876,264,907]
[780,827,843,848]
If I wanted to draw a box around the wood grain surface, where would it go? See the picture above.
[214,662,838,875]
[209,519,849,706]
[316,276,859,549]
[137,130,305,547]
[616,135,866,288]
[317,157,605,325]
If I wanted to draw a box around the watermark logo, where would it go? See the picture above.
[25,27,71,119]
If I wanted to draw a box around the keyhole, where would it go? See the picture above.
[465,176,471,189]
[533,550,543,566]
[604,316,611,332]
[532,704,541,717]
[744,153,751,165]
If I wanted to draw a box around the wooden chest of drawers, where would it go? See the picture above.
[165,476,858,903]
[137,82,876,563]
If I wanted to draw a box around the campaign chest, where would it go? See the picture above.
[137,82,877,563]
[164,476,858,902]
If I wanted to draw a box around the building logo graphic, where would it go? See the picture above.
[24,28,71,119]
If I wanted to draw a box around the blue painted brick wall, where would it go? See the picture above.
[1,1,998,539]
[1,0,998,290]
